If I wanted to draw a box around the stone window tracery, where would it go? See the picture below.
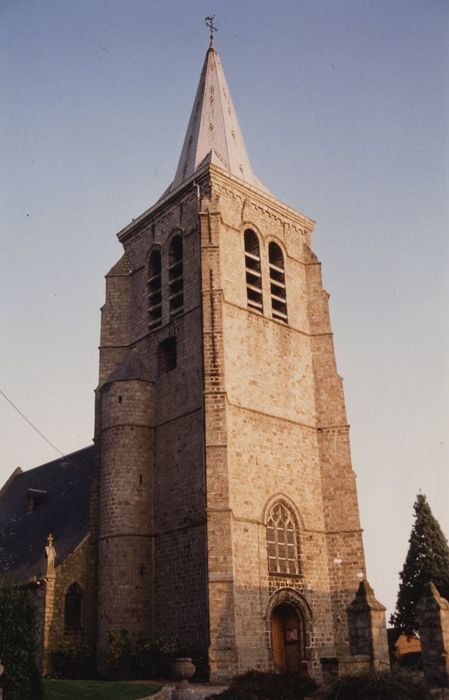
[244,229,263,313]
[266,501,300,575]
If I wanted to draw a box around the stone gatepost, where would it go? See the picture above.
[346,579,390,671]
[417,582,449,687]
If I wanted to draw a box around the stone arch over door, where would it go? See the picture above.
[266,588,313,673]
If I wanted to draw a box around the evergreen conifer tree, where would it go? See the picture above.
[390,494,449,634]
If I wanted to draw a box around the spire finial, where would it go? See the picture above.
[205,15,218,47]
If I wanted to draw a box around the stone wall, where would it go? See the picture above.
[94,163,373,681]
[97,378,154,651]
[417,582,449,687]
[200,169,366,679]
[96,185,209,658]
[42,536,95,674]
[346,580,389,671]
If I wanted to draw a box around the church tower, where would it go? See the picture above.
[95,36,371,680]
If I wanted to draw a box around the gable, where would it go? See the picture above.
[0,446,94,583]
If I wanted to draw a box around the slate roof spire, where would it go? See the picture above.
[169,39,269,194]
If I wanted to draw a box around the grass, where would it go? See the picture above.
[43,678,162,700]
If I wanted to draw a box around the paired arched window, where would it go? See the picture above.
[244,229,263,313]
[243,232,288,323]
[148,249,162,329]
[266,501,300,575]
[147,234,184,328]
[268,242,288,322]
[168,235,184,318]
[64,582,83,631]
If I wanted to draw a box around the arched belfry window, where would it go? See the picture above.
[268,242,288,323]
[64,582,83,631]
[266,501,300,575]
[148,249,162,329]
[169,235,184,318]
[244,229,263,313]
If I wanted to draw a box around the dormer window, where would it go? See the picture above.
[26,489,47,513]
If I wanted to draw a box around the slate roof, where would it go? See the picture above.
[168,39,269,194]
[102,348,152,387]
[0,446,94,583]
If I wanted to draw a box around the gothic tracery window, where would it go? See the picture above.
[64,582,83,631]
[266,501,300,575]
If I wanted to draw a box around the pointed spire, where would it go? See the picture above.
[169,41,269,194]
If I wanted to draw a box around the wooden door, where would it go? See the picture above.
[270,603,303,672]
[271,609,286,670]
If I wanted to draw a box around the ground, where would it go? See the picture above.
[42,679,161,700]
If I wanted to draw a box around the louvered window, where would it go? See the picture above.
[169,235,183,318]
[269,242,288,323]
[244,229,263,313]
[148,249,162,328]
[266,502,299,575]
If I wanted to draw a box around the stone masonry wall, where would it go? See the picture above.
[96,185,209,657]
[417,582,449,687]
[200,169,366,679]
[99,255,133,386]
[305,249,366,656]
[97,379,154,651]
[95,164,370,680]
[42,536,95,674]
[199,201,239,678]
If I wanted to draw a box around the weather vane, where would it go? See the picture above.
[205,15,218,45]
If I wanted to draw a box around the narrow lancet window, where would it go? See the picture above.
[244,229,263,313]
[169,235,184,318]
[158,336,177,374]
[148,249,162,328]
[64,582,83,631]
[266,501,300,575]
[269,242,288,323]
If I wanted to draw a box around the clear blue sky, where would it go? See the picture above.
[1,0,448,618]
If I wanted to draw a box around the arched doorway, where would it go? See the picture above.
[270,602,305,672]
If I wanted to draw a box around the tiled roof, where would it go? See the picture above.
[0,446,93,583]
[168,40,269,194]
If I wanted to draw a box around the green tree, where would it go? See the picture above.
[390,494,449,634]
[0,583,43,700]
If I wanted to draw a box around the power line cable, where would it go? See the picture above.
[0,388,92,481]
